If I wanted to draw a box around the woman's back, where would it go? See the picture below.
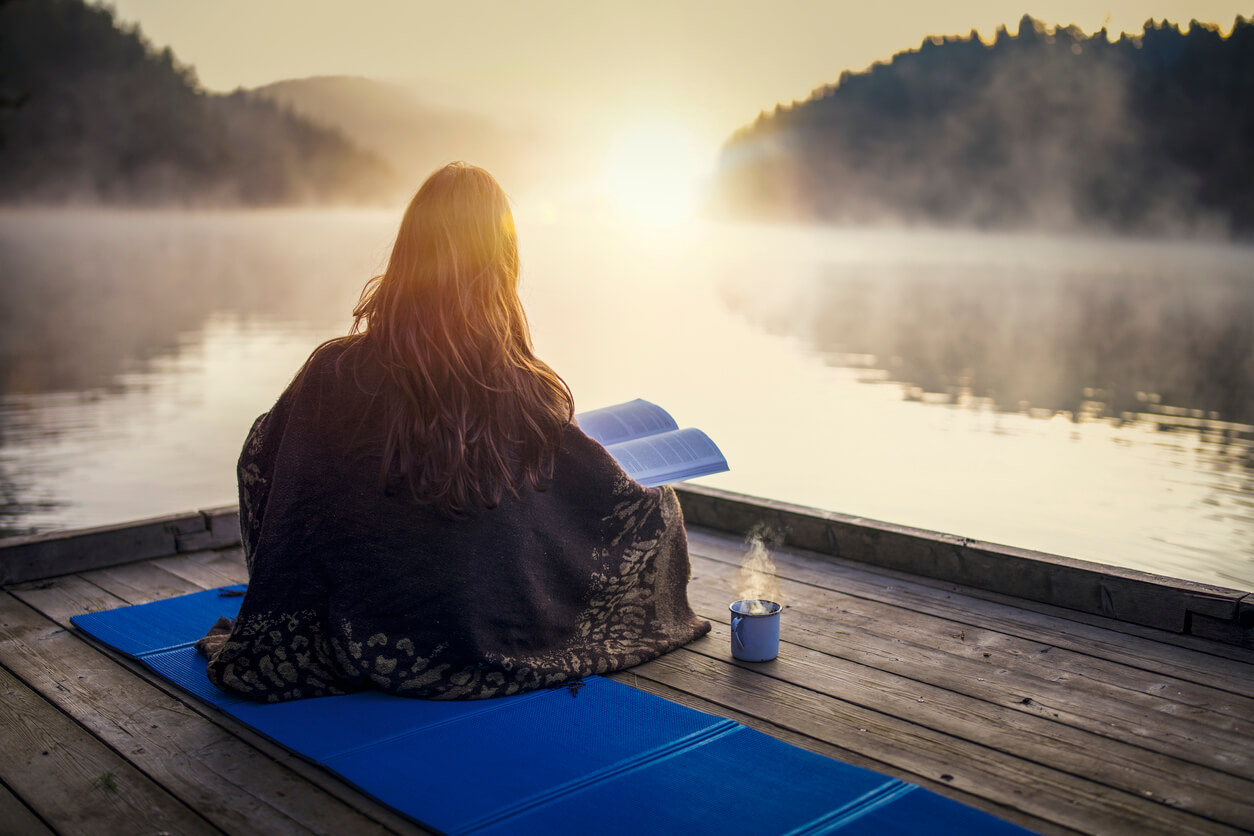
[201,164,709,702]
[214,340,707,700]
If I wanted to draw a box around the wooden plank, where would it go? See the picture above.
[1191,610,1254,649]
[675,485,1248,636]
[836,546,1254,665]
[14,525,1248,834]
[26,553,1077,834]
[6,573,131,622]
[11,577,433,836]
[0,780,55,836]
[686,613,1254,830]
[909,570,1254,664]
[628,644,1245,836]
[102,640,438,836]
[688,528,1254,693]
[9,574,143,627]
[78,561,205,605]
[0,512,205,585]
[0,662,221,835]
[607,671,1075,836]
[183,548,248,585]
[0,592,407,836]
[689,551,1254,736]
[150,553,246,591]
[175,507,241,553]
[138,668,434,836]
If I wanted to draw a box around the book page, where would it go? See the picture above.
[575,398,678,446]
[605,428,728,487]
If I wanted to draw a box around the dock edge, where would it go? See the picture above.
[673,484,1254,648]
[0,505,241,587]
[2,487,1251,648]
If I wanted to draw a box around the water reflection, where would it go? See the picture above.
[0,208,394,394]
[718,227,1254,425]
[0,208,396,534]
[0,212,1251,591]
[712,225,1254,589]
[0,315,334,534]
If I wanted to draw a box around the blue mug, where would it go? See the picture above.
[729,600,781,662]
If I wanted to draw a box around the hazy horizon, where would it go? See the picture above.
[100,1,1254,216]
[3,209,1252,591]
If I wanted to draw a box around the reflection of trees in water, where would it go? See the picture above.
[727,262,1254,426]
[0,468,39,537]
[0,210,391,394]
[0,209,393,535]
[0,480,57,536]
[0,405,61,537]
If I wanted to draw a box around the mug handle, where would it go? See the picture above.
[731,616,745,649]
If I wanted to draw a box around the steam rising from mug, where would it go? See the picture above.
[737,523,782,607]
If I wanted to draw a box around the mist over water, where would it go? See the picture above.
[719,226,1254,424]
[1,210,1251,592]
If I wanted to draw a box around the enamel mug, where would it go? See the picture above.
[728,599,781,662]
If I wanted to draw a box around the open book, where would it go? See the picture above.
[574,399,728,488]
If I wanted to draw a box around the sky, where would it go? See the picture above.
[107,1,1250,138]
[104,1,1253,213]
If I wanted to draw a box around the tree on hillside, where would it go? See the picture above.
[714,15,1254,237]
[0,0,395,205]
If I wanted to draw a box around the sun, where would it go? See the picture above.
[601,122,713,224]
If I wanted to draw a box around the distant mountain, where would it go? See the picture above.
[712,15,1254,237]
[251,76,548,195]
[0,0,395,206]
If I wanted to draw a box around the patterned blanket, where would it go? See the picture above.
[201,340,710,702]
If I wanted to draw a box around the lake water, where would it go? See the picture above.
[1,209,1251,592]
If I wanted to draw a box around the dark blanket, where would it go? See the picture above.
[203,340,710,702]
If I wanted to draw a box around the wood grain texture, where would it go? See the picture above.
[688,529,1254,692]
[675,485,1251,639]
[0,662,221,835]
[6,573,129,625]
[0,593,404,836]
[174,507,242,553]
[688,554,1254,758]
[4,514,1252,836]
[628,645,1245,836]
[78,560,205,605]
[181,548,249,585]
[0,780,54,836]
[690,614,1254,830]
[150,553,246,591]
[8,487,1250,641]
[11,572,433,836]
[0,513,204,585]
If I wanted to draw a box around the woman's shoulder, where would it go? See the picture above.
[292,336,371,390]
[552,420,663,502]
[558,419,607,460]
[306,336,358,371]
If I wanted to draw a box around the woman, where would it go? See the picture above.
[198,163,709,702]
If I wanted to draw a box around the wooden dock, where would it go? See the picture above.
[1,486,1252,835]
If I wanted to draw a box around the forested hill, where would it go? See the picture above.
[713,15,1254,237]
[251,77,531,194]
[0,0,396,206]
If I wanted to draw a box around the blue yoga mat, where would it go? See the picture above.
[72,587,1035,835]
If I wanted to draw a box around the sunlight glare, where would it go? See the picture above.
[601,122,712,224]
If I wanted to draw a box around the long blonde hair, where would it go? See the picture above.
[350,163,573,512]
